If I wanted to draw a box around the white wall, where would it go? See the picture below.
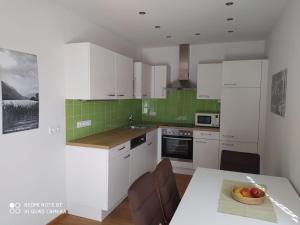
[0,1,138,225]
[141,41,266,84]
[265,0,300,194]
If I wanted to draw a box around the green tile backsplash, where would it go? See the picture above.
[66,99,142,141]
[65,90,220,141]
[142,89,220,124]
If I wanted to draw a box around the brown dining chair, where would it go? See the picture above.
[220,150,260,174]
[153,159,181,223]
[128,172,166,225]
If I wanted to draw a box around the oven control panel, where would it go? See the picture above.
[162,128,193,137]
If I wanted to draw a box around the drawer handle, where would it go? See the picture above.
[222,143,234,147]
[142,94,148,97]
[107,94,115,96]
[224,83,237,86]
[148,142,152,146]
[118,94,125,97]
[201,133,212,135]
[195,141,208,144]
[123,154,130,159]
[222,135,234,138]
[118,146,126,151]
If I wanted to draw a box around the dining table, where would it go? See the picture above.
[170,168,300,225]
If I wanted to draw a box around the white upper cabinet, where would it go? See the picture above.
[90,44,115,99]
[134,62,152,99]
[197,63,222,99]
[65,42,133,100]
[220,88,260,142]
[222,60,262,88]
[115,53,134,99]
[151,65,167,99]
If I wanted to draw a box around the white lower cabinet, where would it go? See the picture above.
[108,151,130,210]
[130,130,158,185]
[220,141,258,154]
[65,130,158,222]
[130,143,148,185]
[193,131,220,169]
[145,130,158,172]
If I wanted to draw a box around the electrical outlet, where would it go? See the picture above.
[77,120,92,128]
[149,111,157,116]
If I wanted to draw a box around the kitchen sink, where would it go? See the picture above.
[127,124,154,130]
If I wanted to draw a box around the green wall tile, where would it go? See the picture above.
[141,89,220,124]
[65,99,142,141]
[65,90,219,141]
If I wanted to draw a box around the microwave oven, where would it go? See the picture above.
[195,113,220,127]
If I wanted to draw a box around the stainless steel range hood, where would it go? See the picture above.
[167,44,196,89]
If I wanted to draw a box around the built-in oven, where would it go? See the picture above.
[161,128,193,161]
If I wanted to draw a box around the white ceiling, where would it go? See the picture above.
[54,0,289,48]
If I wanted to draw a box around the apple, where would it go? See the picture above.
[250,188,264,198]
[240,188,252,198]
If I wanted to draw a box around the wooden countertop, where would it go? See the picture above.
[66,123,220,150]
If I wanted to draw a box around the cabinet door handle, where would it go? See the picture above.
[198,94,210,98]
[118,146,126,151]
[142,94,147,97]
[222,143,234,147]
[123,154,130,159]
[162,87,166,96]
[107,94,115,96]
[222,135,234,138]
[195,141,208,144]
[148,142,152,146]
[224,83,237,86]
[117,94,125,97]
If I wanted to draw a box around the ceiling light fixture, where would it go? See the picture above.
[155,25,161,29]
[138,11,146,15]
[227,18,234,21]
[228,30,234,33]
[225,2,234,6]
[166,35,172,38]
[195,33,201,36]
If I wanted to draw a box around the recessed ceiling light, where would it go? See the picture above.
[228,30,234,33]
[225,2,234,6]
[155,25,161,29]
[138,11,146,15]
[227,18,234,21]
[166,35,172,38]
[195,33,201,36]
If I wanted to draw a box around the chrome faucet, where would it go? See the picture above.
[128,114,134,127]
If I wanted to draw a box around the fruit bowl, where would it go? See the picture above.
[231,186,266,205]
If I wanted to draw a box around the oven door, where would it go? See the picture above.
[162,135,193,160]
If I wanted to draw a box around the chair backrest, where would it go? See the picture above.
[153,159,180,223]
[220,150,260,174]
[128,172,166,225]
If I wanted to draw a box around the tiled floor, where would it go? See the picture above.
[54,174,192,225]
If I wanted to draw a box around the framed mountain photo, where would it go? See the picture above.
[0,48,39,134]
[271,69,287,117]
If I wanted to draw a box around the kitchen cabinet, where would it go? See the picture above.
[134,62,152,98]
[197,63,222,99]
[65,142,131,221]
[193,131,220,169]
[151,65,167,99]
[108,150,130,209]
[222,60,262,88]
[115,53,134,99]
[130,142,147,185]
[145,130,158,172]
[220,88,260,143]
[65,42,133,100]
[220,141,258,154]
